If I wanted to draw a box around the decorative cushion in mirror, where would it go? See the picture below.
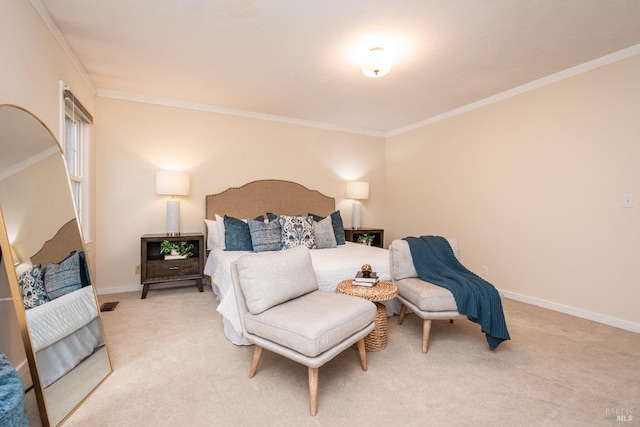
[43,251,83,300]
[224,215,265,251]
[248,218,282,252]
[78,250,91,287]
[309,210,346,245]
[17,263,48,309]
[279,215,316,250]
[313,215,337,249]
[235,246,319,314]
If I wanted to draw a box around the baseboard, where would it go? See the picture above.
[501,289,640,334]
[96,281,209,296]
[96,285,140,295]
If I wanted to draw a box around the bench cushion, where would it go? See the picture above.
[395,277,458,312]
[244,290,375,357]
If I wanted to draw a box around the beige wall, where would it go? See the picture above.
[385,55,640,327]
[94,97,386,292]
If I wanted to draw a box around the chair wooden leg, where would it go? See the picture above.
[249,345,263,378]
[356,338,367,371]
[422,319,432,353]
[398,304,407,325]
[308,367,319,416]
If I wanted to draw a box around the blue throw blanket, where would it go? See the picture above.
[405,236,510,349]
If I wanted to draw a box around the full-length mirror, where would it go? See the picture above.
[0,105,112,426]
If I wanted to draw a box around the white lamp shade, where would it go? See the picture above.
[346,181,370,200]
[156,170,190,196]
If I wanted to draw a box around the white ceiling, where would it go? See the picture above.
[36,0,640,136]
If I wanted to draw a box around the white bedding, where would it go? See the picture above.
[204,242,398,344]
[26,286,99,352]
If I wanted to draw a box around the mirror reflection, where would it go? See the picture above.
[0,105,111,426]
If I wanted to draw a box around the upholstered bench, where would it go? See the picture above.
[389,239,465,353]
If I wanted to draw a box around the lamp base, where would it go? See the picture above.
[166,199,180,236]
[352,201,362,229]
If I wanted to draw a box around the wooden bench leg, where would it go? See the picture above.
[422,319,432,353]
[308,367,319,416]
[398,304,407,325]
[356,339,367,371]
[249,345,263,378]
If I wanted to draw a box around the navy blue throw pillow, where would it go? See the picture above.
[224,215,265,251]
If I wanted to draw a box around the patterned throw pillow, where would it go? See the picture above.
[309,211,346,245]
[313,215,337,249]
[279,215,316,250]
[248,218,282,252]
[44,251,83,300]
[18,264,49,309]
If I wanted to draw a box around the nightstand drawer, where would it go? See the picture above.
[146,258,199,279]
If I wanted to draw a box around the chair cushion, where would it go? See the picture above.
[244,290,375,357]
[235,245,319,314]
[395,277,458,312]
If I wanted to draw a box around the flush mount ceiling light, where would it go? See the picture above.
[360,47,394,78]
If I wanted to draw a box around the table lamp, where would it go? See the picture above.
[345,181,369,229]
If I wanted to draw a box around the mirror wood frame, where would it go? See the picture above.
[0,104,112,426]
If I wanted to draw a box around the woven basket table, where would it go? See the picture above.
[337,280,398,351]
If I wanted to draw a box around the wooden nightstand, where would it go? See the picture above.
[344,228,385,248]
[140,233,205,299]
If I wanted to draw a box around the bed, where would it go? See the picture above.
[203,179,399,345]
[22,219,104,388]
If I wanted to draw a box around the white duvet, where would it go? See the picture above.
[26,286,99,352]
[204,242,395,344]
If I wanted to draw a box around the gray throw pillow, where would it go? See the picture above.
[248,218,282,252]
[313,215,337,249]
[309,210,346,245]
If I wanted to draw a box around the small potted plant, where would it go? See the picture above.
[356,234,375,246]
[160,240,194,259]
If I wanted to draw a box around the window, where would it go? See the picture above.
[62,87,93,242]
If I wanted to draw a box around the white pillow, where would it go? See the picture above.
[204,219,222,250]
[215,214,226,250]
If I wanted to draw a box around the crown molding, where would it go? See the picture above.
[30,0,96,94]
[386,43,640,138]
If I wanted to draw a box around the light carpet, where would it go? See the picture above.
[27,285,639,426]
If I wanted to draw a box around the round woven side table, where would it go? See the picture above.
[336,280,398,351]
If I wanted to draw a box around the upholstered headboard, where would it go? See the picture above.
[30,218,83,266]
[205,179,335,220]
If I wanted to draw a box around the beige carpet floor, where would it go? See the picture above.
[27,285,639,426]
